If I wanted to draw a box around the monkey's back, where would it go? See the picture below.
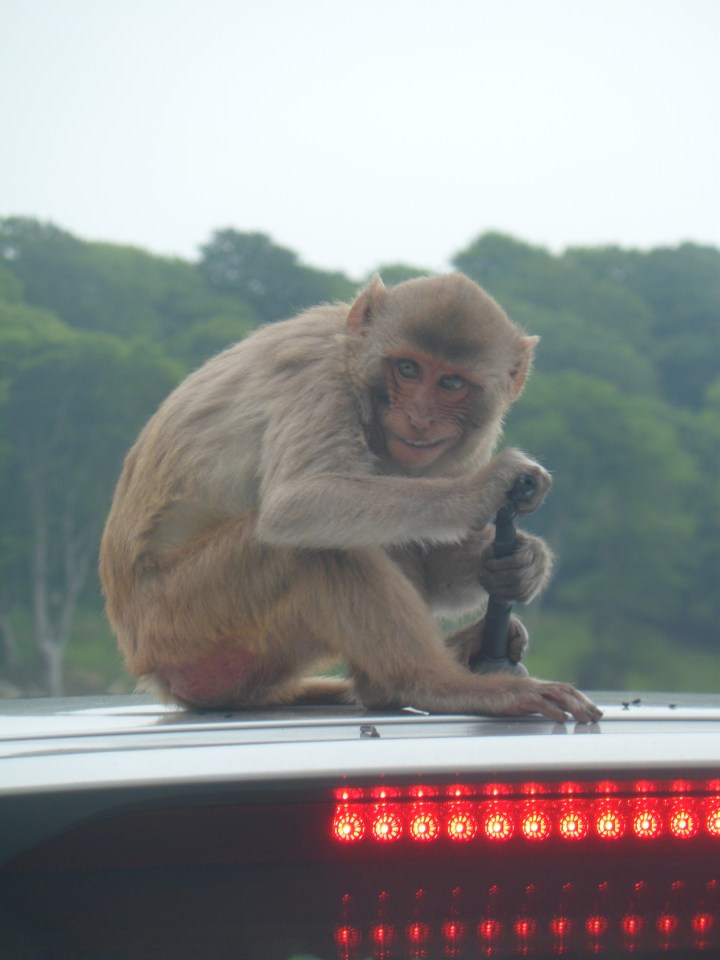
[100,303,350,594]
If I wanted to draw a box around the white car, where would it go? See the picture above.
[2,693,720,959]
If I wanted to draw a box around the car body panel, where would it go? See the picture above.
[2,693,720,959]
[2,693,720,797]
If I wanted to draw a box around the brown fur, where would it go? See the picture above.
[100,274,601,722]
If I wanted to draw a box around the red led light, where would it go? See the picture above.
[477,917,502,942]
[340,876,720,959]
[447,783,474,799]
[669,803,699,838]
[595,806,624,839]
[333,807,365,842]
[558,806,589,841]
[408,785,438,799]
[559,781,583,796]
[632,803,662,839]
[406,920,430,946]
[550,915,572,938]
[481,782,509,798]
[521,781,545,797]
[693,912,714,935]
[521,805,551,841]
[335,786,363,802]
[331,778,720,847]
[446,804,478,842]
[441,919,466,944]
[672,778,692,794]
[408,806,440,842]
[621,913,643,937]
[657,912,679,937]
[371,922,397,948]
[371,806,403,842]
[706,801,720,836]
[586,914,608,938]
[514,916,537,940]
[335,923,361,958]
[483,805,514,842]
[371,786,401,800]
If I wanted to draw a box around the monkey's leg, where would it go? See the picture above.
[287,549,601,723]
[120,516,598,721]
[110,510,349,709]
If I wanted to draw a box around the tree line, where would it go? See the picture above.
[1,216,719,696]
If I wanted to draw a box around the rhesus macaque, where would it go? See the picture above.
[100,273,601,722]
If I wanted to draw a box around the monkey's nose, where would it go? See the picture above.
[407,408,434,431]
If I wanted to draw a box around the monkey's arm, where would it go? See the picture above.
[257,433,551,551]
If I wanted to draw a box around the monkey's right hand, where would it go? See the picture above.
[484,448,552,517]
[499,677,603,724]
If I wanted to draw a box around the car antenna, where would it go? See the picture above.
[470,474,538,677]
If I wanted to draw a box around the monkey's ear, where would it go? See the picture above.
[508,335,540,399]
[346,275,388,335]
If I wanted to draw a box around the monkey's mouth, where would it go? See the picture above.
[399,437,445,448]
[386,431,456,468]
[392,431,457,450]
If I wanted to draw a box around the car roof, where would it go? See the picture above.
[2,692,720,796]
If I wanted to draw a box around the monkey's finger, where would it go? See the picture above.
[538,682,603,724]
[480,566,546,602]
[513,480,552,515]
[506,624,529,663]
[521,690,569,723]
[484,546,539,566]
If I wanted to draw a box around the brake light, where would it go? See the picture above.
[332,778,720,847]
[446,805,478,841]
[336,879,719,959]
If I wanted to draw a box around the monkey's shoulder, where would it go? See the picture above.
[193,306,348,387]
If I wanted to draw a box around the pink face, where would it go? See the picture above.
[380,350,474,470]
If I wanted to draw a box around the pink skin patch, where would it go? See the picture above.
[158,644,256,705]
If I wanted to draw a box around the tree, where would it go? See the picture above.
[567,243,720,408]
[0,300,77,681]
[453,232,655,349]
[0,216,258,363]
[0,315,181,694]
[508,302,657,395]
[505,372,698,686]
[199,229,355,321]
[172,313,257,367]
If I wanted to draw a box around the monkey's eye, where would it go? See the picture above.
[394,359,421,380]
[438,373,467,392]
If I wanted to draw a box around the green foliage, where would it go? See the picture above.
[0,216,258,365]
[567,243,720,408]
[199,228,355,321]
[510,303,657,394]
[454,232,655,348]
[0,217,719,696]
[173,313,257,367]
[0,265,22,303]
[508,373,697,630]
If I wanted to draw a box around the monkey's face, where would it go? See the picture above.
[379,351,474,470]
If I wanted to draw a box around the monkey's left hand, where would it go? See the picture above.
[478,531,554,604]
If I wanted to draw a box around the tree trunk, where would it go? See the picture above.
[37,637,66,697]
[28,468,94,697]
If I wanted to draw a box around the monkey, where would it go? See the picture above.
[99,273,601,723]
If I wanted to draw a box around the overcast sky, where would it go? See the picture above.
[2,0,718,279]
